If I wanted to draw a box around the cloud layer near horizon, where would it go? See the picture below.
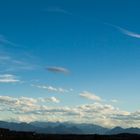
[0,95,140,128]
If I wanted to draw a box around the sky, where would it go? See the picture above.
[0,0,140,128]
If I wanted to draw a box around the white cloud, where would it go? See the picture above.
[119,27,140,39]
[0,96,38,110]
[0,74,20,83]
[0,95,139,128]
[80,91,102,101]
[105,23,140,39]
[0,95,140,128]
[48,97,60,103]
[111,99,118,103]
[0,96,60,107]
[32,84,71,93]
[39,97,60,103]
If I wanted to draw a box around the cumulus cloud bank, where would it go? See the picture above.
[38,97,60,103]
[0,95,140,128]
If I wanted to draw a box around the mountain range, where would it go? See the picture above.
[0,121,140,135]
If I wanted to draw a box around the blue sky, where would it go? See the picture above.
[0,0,140,127]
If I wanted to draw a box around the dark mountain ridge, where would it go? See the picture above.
[0,121,140,135]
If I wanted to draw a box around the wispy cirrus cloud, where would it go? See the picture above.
[0,74,20,83]
[0,34,38,72]
[0,56,11,60]
[31,84,72,93]
[80,91,102,102]
[44,6,72,15]
[105,23,140,39]
[117,26,140,39]
[46,66,69,74]
[0,34,20,47]
[0,53,37,72]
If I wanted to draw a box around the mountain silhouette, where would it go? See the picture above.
[0,121,140,135]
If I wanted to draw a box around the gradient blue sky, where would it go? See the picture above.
[0,0,140,127]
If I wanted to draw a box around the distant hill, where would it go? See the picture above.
[106,126,140,135]
[0,121,140,135]
[30,121,109,134]
[0,121,82,134]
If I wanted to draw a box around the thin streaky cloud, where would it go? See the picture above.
[105,23,140,39]
[0,34,21,48]
[46,66,69,74]
[80,91,102,102]
[31,84,71,93]
[44,6,92,22]
[0,53,39,72]
[44,6,72,15]
[0,56,11,60]
[119,28,140,39]
[44,6,93,22]
[0,74,20,83]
